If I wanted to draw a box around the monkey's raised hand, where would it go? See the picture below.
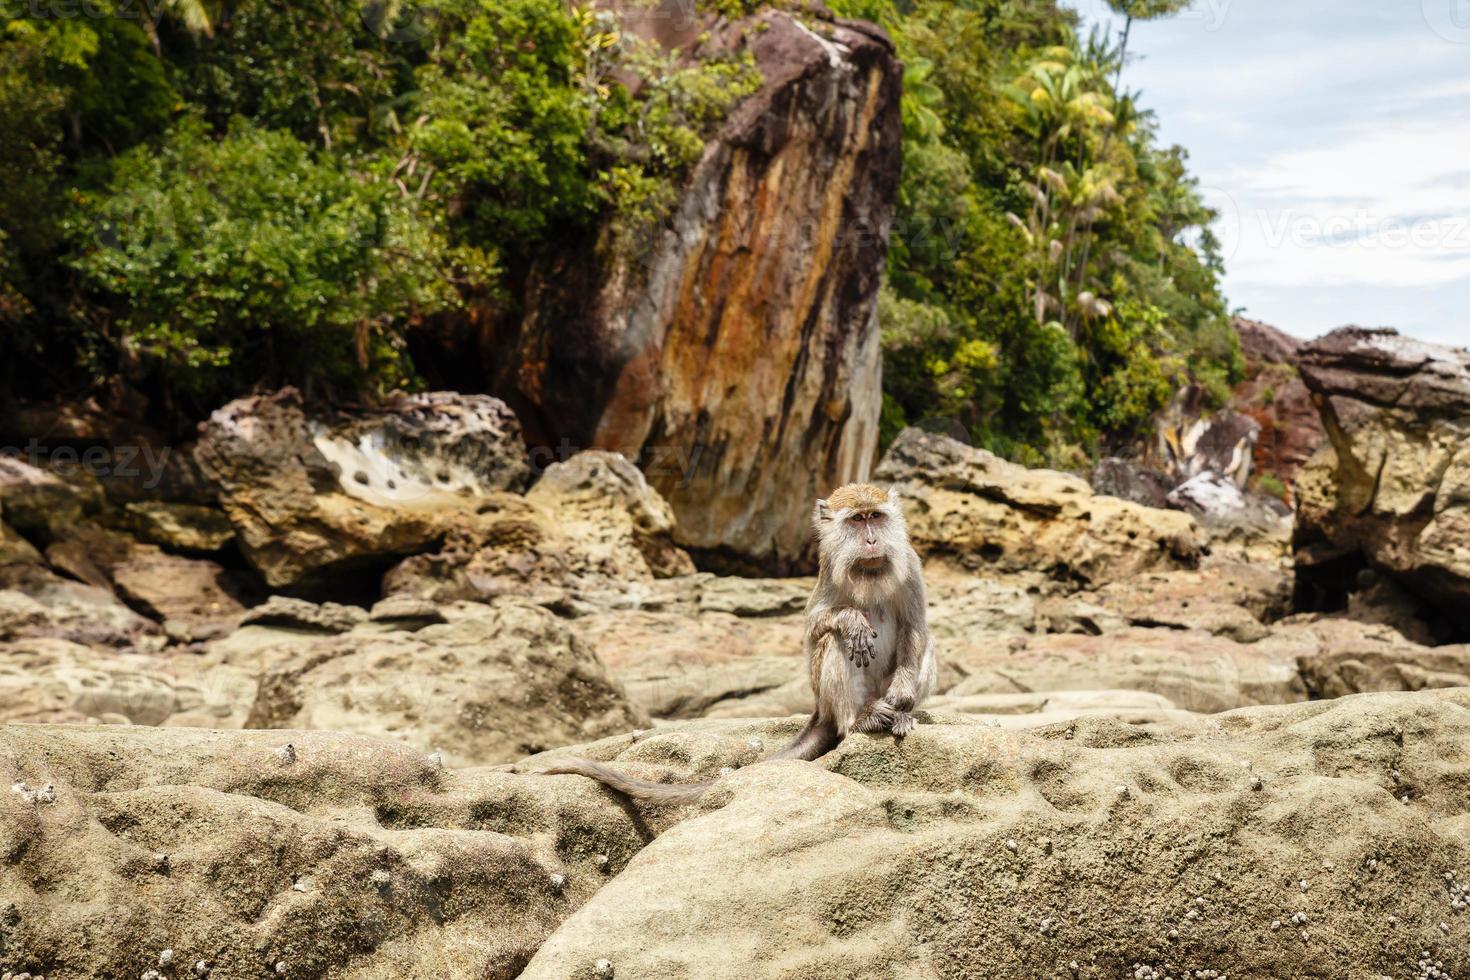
[833,608,879,668]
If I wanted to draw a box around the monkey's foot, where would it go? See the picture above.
[889,711,916,738]
[855,700,897,733]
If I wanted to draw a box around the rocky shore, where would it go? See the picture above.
[2,327,1469,978]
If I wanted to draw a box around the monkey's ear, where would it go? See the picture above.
[886,486,902,505]
[814,499,832,523]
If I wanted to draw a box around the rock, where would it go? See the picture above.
[238,595,367,634]
[0,724,661,979]
[1167,469,1249,518]
[1230,317,1325,492]
[1034,595,1131,635]
[526,451,695,581]
[193,389,531,590]
[1090,456,1175,509]
[575,602,807,720]
[0,565,158,648]
[123,501,236,552]
[385,452,693,612]
[110,548,254,641]
[458,7,901,573]
[0,520,41,566]
[1293,327,1470,630]
[926,567,1039,636]
[1284,617,1470,698]
[368,594,448,629]
[946,627,1307,712]
[0,457,96,539]
[928,688,1188,726]
[875,428,1205,587]
[244,599,650,764]
[334,390,534,496]
[695,576,810,617]
[1082,562,1293,641]
[1151,385,1262,488]
[0,639,187,725]
[520,691,1470,978]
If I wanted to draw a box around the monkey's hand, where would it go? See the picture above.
[834,608,877,668]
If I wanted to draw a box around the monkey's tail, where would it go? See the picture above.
[537,758,714,803]
[535,714,841,804]
[767,713,842,762]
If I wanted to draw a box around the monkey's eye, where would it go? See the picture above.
[849,513,865,523]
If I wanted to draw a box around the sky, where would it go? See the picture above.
[1063,0,1470,347]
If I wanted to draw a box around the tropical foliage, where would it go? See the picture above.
[834,0,1238,463]
[0,0,1236,460]
[0,0,757,415]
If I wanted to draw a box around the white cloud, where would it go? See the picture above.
[1064,0,1470,341]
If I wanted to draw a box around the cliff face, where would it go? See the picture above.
[486,7,902,572]
[1230,316,1326,493]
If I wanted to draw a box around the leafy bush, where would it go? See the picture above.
[69,118,459,406]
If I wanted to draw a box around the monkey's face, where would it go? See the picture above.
[846,509,892,569]
[813,484,909,579]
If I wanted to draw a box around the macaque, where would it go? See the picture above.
[535,483,936,803]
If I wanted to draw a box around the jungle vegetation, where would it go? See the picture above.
[0,0,1238,462]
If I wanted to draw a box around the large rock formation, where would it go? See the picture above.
[462,5,902,572]
[876,428,1205,587]
[1294,327,1470,632]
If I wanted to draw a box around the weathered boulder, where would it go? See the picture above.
[1078,561,1292,643]
[0,456,99,539]
[0,724,660,980]
[1283,616,1470,699]
[0,564,159,648]
[1089,456,1175,509]
[244,599,650,764]
[526,450,695,581]
[1293,327,1470,629]
[1154,386,1262,489]
[384,451,693,612]
[193,388,531,590]
[580,608,806,720]
[109,546,254,641]
[875,428,1205,587]
[453,5,901,573]
[521,691,1470,979]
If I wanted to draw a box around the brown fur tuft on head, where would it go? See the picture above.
[825,483,891,513]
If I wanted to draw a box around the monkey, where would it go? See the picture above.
[532,482,937,804]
